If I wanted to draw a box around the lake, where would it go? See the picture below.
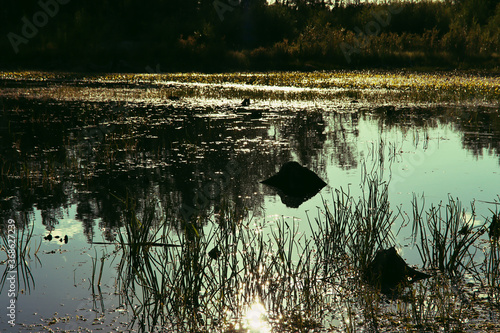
[1,71,499,332]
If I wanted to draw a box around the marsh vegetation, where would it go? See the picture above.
[105,163,500,332]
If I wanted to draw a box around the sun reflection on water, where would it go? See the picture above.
[243,301,272,333]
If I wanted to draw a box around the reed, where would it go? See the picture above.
[113,160,397,332]
[411,194,486,277]
[485,240,500,306]
[484,209,500,305]
[112,191,330,331]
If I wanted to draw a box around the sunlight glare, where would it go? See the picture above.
[243,301,271,333]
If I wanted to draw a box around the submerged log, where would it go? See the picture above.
[260,161,327,208]
[366,247,431,294]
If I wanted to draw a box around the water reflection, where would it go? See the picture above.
[1,93,500,240]
[243,301,271,333]
[1,74,500,331]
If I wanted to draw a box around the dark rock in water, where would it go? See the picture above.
[235,106,263,119]
[490,213,500,240]
[64,235,69,244]
[250,110,262,119]
[208,246,221,260]
[241,98,250,106]
[366,247,431,294]
[44,234,53,241]
[261,162,327,196]
[261,161,327,208]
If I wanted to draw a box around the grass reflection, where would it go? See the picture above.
[0,216,40,295]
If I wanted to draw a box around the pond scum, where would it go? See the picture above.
[80,163,500,333]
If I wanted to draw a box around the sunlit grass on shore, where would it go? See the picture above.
[1,70,499,105]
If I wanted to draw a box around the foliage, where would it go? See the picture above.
[1,1,499,71]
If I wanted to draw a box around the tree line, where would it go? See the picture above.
[1,0,499,71]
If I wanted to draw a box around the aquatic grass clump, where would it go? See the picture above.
[112,192,337,332]
[306,162,404,331]
[307,188,352,280]
[411,194,486,277]
[303,155,499,331]
[482,207,500,305]
[485,240,500,306]
[308,162,397,283]
[267,217,325,324]
[113,194,185,330]
[349,167,396,273]
[381,272,472,332]
[115,195,248,331]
